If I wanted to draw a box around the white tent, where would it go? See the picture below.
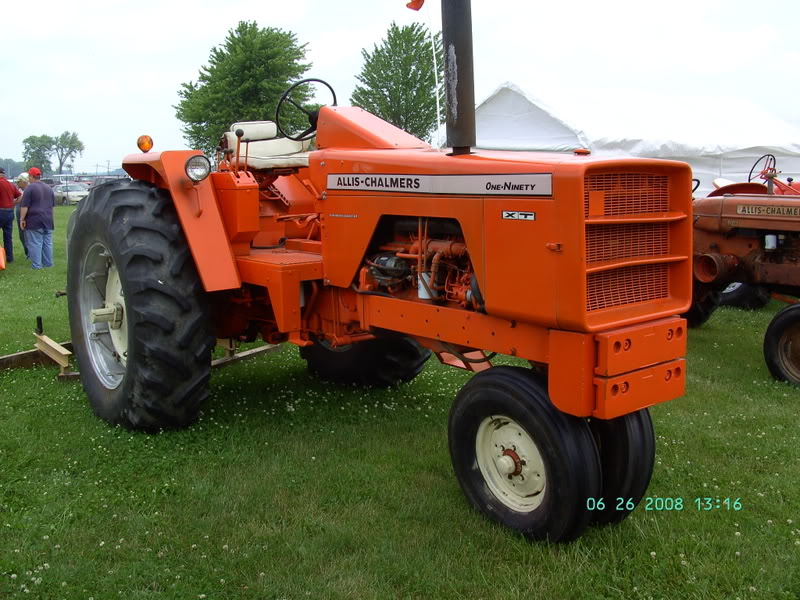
[475,82,800,196]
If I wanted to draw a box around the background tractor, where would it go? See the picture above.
[67,0,693,542]
[688,154,800,384]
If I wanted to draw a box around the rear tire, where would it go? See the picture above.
[448,367,601,543]
[588,409,655,526]
[300,336,430,387]
[720,282,770,310]
[763,304,800,386]
[67,180,214,431]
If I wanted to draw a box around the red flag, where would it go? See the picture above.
[407,0,425,10]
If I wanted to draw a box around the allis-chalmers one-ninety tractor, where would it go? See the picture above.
[67,0,693,543]
[690,154,800,385]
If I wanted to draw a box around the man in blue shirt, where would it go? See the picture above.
[19,167,55,270]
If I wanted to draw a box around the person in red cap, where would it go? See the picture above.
[0,166,22,262]
[19,167,56,269]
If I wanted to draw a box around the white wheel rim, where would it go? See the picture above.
[79,242,127,389]
[475,415,546,512]
[723,282,743,294]
[105,265,128,367]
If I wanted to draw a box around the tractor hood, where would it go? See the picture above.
[315,106,431,150]
[694,194,800,234]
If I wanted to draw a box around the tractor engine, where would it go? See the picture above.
[360,218,478,310]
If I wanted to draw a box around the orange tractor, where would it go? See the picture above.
[67,0,693,542]
[689,154,800,384]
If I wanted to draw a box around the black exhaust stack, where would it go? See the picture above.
[441,0,476,155]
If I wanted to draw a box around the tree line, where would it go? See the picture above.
[7,20,442,172]
[3,132,85,178]
[19,132,84,176]
[175,21,444,153]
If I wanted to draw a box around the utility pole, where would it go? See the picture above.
[106,160,110,175]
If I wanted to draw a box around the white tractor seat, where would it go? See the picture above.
[712,177,736,189]
[223,120,311,170]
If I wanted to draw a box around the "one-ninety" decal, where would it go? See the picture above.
[502,211,536,221]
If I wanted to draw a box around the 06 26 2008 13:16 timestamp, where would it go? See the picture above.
[585,497,743,511]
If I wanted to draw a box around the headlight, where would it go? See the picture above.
[185,155,211,183]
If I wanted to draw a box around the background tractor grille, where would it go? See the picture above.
[587,264,669,311]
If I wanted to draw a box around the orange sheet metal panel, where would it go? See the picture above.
[237,250,323,332]
[360,295,549,363]
[595,317,687,377]
[482,196,558,326]
[212,171,260,254]
[123,150,240,292]
[548,330,596,417]
[316,106,430,150]
[594,359,686,419]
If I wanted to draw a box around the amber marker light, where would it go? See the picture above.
[137,135,154,153]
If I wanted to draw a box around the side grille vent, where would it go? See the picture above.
[583,172,681,314]
[584,173,669,217]
[587,264,669,312]
[586,223,668,264]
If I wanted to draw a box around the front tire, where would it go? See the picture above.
[300,336,430,387]
[588,409,655,525]
[67,180,214,431]
[448,367,601,543]
[763,304,800,386]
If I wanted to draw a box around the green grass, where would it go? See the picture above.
[1,209,799,599]
[0,207,73,354]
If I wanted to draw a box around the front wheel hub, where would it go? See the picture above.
[475,415,546,512]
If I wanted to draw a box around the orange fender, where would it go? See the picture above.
[0,246,5,270]
[123,150,241,292]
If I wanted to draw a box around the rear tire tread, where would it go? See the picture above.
[68,179,213,431]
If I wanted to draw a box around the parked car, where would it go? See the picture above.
[54,183,90,205]
[89,176,129,188]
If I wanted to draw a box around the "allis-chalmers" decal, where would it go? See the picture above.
[736,204,800,217]
[327,173,553,196]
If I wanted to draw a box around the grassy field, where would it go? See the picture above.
[1,205,798,599]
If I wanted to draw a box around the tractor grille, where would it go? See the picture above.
[584,173,675,313]
[584,173,669,217]
[585,223,668,263]
[587,264,669,311]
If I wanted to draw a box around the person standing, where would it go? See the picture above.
[19,167,55,270]
[0,166,22,263]
[14,172,30,259]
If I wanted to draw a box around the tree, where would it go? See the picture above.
[22,135,54,174]
[350,22,444,141]
[52,131,85,174]
[0,158,26,178]
[175,21,311,154]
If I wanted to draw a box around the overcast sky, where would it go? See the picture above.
[1,0,798,174]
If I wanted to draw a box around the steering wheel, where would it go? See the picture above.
[275,78,337,141]
[748,153,777,182]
